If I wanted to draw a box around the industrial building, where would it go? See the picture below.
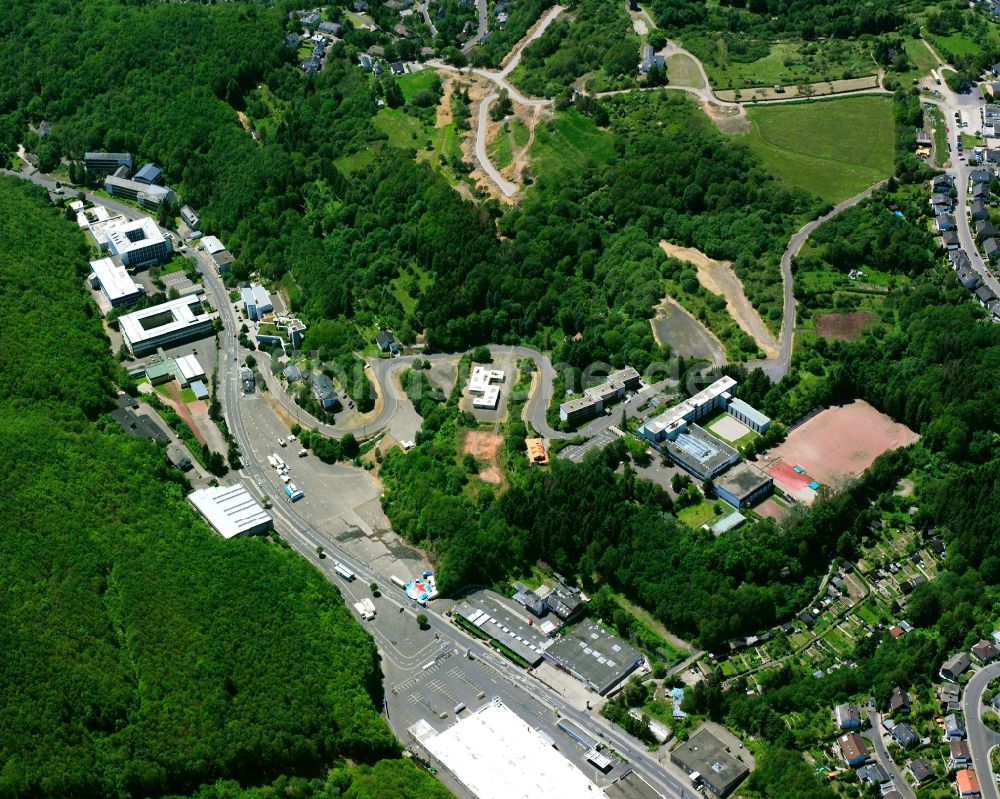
[412,700,599,799]
[559,366,641,424]
[88,256,144,307]
[240,284,273,321]
[119,295,215,356]
[662,423,740,480]
[104,175,175,209]
[714,462,773,508]
[638,376,736,444]
[188,485,272,539]
[544,619,644,695]
[454,592,551,666]
[670,728,751,797]
[468,366,505,409]
[84,151,133,175]
[104,217,172,268]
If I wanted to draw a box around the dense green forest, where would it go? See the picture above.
[0,175,445,799]
[0,0,821,369]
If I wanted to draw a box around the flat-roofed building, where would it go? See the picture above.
[414,699,599,799]
[201,235,226,255]
[188,485,272,539]
[468,366,505,409]
[544,618,644,695]
[715,462,772,508]
[638,376,736,445]
[174,353,205,387]
[84,151,133,175]
[726,397,770,433]
[671,727,751,797]
[559,366,642,424]
[104,175,175,209]
[119,295,214,356]
[663,423,740,480]
[105,217,172,268]
[180,205,199,228]
[454,591,551,666]
[89,256,143,307]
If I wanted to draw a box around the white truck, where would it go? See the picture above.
[353,598,376,620]
[333,561,356,581]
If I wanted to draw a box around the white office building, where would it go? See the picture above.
[105,217,172,268]
[180,205,199,228]
[119,295,214,355]
[188,485,272,539]
[240,284,273,321]
[89,256,143,307]
[468,366,505,409]
[174,353,206,387]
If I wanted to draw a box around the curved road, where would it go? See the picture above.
[746,179,888,381]
[862,709,916,799]
[964,663,1000,799]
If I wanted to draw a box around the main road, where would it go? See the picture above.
[963,663,1000,799]
[192,247,697,799]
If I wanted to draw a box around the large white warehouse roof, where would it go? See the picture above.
[188,485,272,539]
[417,700,598,799]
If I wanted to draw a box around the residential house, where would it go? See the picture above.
[977,219,999,240]
[309,373,340,410]
[834,703,862,730]
[931,192,954,212]
[972,181,991,200]
[891,722,918,750]
[358,53,373,71]
[931,173,956,193]
[940,683,962,707]
[285,32,302,47]
[318,20,342,36]
[889,686,911,716]
[986,103,1000,123]
[941,652,972,682]
[942,230,961,249]
[950,249,973,271]
[992,61,1000,77]
[944,713,966,740]
[283,365,302,384]
[984,237,1000,264]
[638,44,665,74]
[837,732,870,767]
[908,757,935,783]
[856,762,890,786]
[916,130,932,147]
[300,11,321,27]
[900,575,926,594]
[390,61,406,76]
[958,268,982,289]
[976,284,999,310]
[302,56,321,74]
[375,329,397,352]
[393,23,412,38]
[956,768,980,798]
[971,199,990,221]
[950,740,972,769]
[367,44,385,57]
[991,691,1000,712]
[973,639,1000,663]
[971,168,992,185]
[936,213,957,232]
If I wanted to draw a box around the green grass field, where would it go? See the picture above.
[677,500,726,530]
[398,69,439,104]
[924,30,983,58]
[529,110,615,183]
[666,54,704,89]
[740,96,894,203]
[373,109,425,149]
[927,103,948,168]
[488,124,514,170]
[688,38,876,90]
[900,38,939,82]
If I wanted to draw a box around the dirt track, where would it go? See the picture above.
[650,296,725,365]
[659,241,778,359]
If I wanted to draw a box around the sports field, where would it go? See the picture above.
[761,401,919,494]
[740,96,894,203]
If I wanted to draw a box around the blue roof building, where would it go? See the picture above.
[134,163,162,185]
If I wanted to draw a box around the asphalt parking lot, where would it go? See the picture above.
[558,427,622,462]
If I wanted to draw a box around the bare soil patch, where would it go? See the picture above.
[659,240,778,358]
[761,400,919,490]
[650,296,725,365]
[814,311,876,341]
[700,100,749,135]
[460,429,504,485]
[436,74,455,128]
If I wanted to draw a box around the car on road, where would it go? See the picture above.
[287,434,296,442]
[278,437,286,447]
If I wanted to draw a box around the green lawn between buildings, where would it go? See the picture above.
[738,95,895,204]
